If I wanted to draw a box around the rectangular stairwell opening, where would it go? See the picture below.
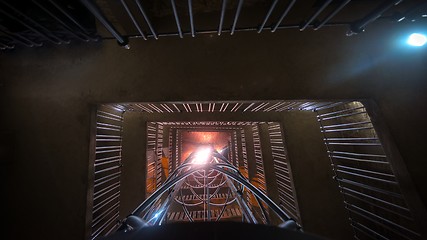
[86,100,424,240]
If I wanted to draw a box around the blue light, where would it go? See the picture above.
[154,212,160,218]
[407,33,427,47]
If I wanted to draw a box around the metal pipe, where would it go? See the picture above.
[348,0,403,35]
[322,126,373,133]
[92,202,120,227]
[120,0,147,40]
[328,142,381,146]
[318,109,364,239]
[94,171,121,184]
[188,0,195,37]
[0,7,62,45]
[276,175,291,186]
[95,146,122,154]
[96,133,122,138]
[97,126,121,132]
[95,155,122,163]
[1,1,68,44]
[170,0,182,38]
[92,212,119,239]
[336,165,394,178]
[93,191,120,213]
[258,0,278,33]
[95,165,121,175]
[303,102,334,111]
[351,221,389,240]
[320,110,367,121]
[148,103,163,112]
[335,169,397,184]
[146,160,235,222]
[218,0,228,35]
[300,0,333,31]
[96,145,121,150]
[251,102,269,112]
[216,190,231,221]
[264,101,286,111]
[97,122,122,129]
[160,103,173,112]
[346,203,420,237]
[32,0,90,42]
[225,178,257,223]
[254,195,270,224]
[341,186,410,212]
[153,186,181,225]
[318,106,365,117]
[94,174,120,188]
[278,191,296,207]
[275,102,301,111]
[278,190,296,204]
[343,191,413,220]
[323,121,371,129]
[206,170,211,221]
[336,177,402,198]
[49,0,98,41]
[314,0,351,30]
[180,195,195,222]
[231,0,244,35]
[98,111,123,120]
[93,187,120,204]
[80,0,129,47]
[298,102,319,110]
[210,198,236,206]
[96,148,122,155]
[397,1,427,22]
[96,139,121,142]
[329,151,386,159]
[315,101,347,111]
[0,27,39,47]
[325,137,378,141]
[211,166,293,222]
[94,181,120,197]
[131,162,290,223]
[132,165,206,216]
[101,21,350,40]
[301,101,329,110]
[174,198,203,206]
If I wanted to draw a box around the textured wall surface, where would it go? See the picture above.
[1,21,426,239]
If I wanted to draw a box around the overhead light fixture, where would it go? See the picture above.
[407,33,427,46]
[192,147,212,165]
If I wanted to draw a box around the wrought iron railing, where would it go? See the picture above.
[316,101,422,240]
[88,104,125,240]
[1,0,425,50]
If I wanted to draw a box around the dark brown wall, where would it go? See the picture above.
[1,21,426,240]
[282,111,354,240]
[120,112,147,218]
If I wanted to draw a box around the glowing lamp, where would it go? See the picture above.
[407,33,427,47]
[192,147,212,165]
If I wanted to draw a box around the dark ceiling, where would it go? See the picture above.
[0,0,426,50]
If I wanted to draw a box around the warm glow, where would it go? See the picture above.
[180,131,231,162]
[192,147,212,165]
